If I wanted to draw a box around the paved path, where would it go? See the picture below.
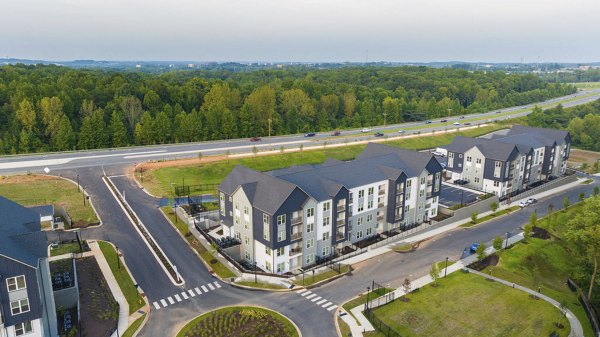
[468,269,584,337]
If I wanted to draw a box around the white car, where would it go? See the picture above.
[453,122,460,126]
[361,128,372,133]
[519,201,527,208]
[398,130,406,133]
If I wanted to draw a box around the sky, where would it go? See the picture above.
[1,0,599,63]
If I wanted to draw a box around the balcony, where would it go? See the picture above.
[337,204,346,212]
[291,217,302,225]
[377,215,385,221]
[336,232,345,240]
[336,218,345,226]
[378,189,385,195]
[291,231,303,241]
[289,246,302,256]
[378,202,385,208]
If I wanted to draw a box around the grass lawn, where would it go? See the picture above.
[571,82,600,90]
[160,207,237,279]
[292,264,350,287]
[122,314,146,337]
[235,281,287,290]
[49,241,89,256]
[460,206,520,228]
[98,241,144,315]
[371,272,569,337]
[0,174,99,227]
[176,306,299,337]
[393,242,414,252]
[342,287,395,313]
[141,125,506,197]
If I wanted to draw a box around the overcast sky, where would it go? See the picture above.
[1,0,598,63]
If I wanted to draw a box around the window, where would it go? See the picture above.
[7,276,26,292]
[306,254,314,264]
[307,208,314,217]
[406,180,412,188]
[265,247,271,255]
[277,262,285,273]
[404,205,410,212]
[358,203,364,212]
[219,193,225,215]
[349,193,354,204]
[367,214,373,222]
[244,236,249,245]
[306,238,314,249]
[245,251,251,260]
[263,223,270,241]
[307,223,314,233]
[14,321,33,336]
[493,181,500,187]
[405,190,411,200]
[357,217,363,226]
[277,214,286,225]
[323,202,330,212]
[356,231,363,239]
[276,247,284,256]
[235,216,240,225]
[474,177,480,183]
[419,189,424,197]
[10,298,29,315]
[243,205,249,215]
[322,246,330,256]
[322,216,330,227]
[263,214,270,225]
[277,231,286,242]
[367,200,373,209]
[466,156,472,162]
[368,187,374,196]
[420,177,426,185]
[322,232,330,241]
[265,261,272,272]
[358,190,364,198]
[367,228,373,235]
[235,202,239,210]
[434,172,441,192]
[476,158,482,164]
[235,232,241,240]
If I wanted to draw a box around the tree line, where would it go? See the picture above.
[0,64,575,154]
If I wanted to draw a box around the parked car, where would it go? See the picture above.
[453,122,460,126]
[250,136,261,142]
[470,243,480,252]
[527,197,537,205]
[440,119,448,122]
[425,120,432,124]
[362,128,372,133]
[519,201,527,208]
[460,116,465,119]
[454,179,468,185]
[432,151,445,157]
[332,130,341,136]
[374,132,384,137]
[398,130,406,134]
[304,132,316,137]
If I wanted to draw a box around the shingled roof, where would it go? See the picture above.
[0,196,47,268]
[444,136,523,161]
[505,125,570,145]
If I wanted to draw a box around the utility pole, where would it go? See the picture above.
[76,174,80,192]
[268,118,272,138]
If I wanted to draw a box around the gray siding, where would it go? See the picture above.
[0,255,42,327]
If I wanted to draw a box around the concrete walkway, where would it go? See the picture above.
[468,269,584,337]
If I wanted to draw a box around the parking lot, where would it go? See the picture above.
[439,183,482,207]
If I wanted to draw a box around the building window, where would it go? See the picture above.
[235,232,241,240]
[307,208,314,217]
[7,276,26,292]
[356,231,363,239]
[265,261,272,272]
[406,180,412,188]
[277,231,286,242]
[10,298,29,315]
[244,236,249,245]
[277,214,286,225]
[263,214,270,225]
[265,247,271,256]
[367,214,373,222]
[420,177,426,185]
[276,247,284,256]
[466,156,472,163]
[357,217,363,226]
[367,200,373,209]
[358,190,364,198]
[493,181,500,187]
[349,193,354,204]
[404,205,410,212]
[244,205,249,215]
[367,228,373,236]
[277,262,285,273]
[263,223,270,241]
[306,238,314,249]
[219,193,225,215]
[434,172,441,192]
[476,158,482,164]
[235,202,239,210]
[322,216,330,227]
[306,254,314,264]
[322,246,330,256]
[368,187,374,196]
[235,216,240,225]
[14,321,33,336]
[405,190,411,200]
[358,203,364,212]
[307,223,314,233]
[323,202,330,212]
[322,232,330,240]
[474,177,480,183]
[419,189,424,197]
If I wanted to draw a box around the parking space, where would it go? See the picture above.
[439,184,482,207]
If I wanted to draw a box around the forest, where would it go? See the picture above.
[0,64,576,154]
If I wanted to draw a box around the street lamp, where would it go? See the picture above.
[116,246,121,269]
[505,231,510,249]
[364,286,371,311]
[254,260,257,283]
[444,256,449,278]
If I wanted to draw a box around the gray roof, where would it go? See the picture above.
[28,205,54,217]
[504,125,569,145]
[356,143,433,176]
[219,165,265,195]
[0,196,47,268]
[444,136,523,161]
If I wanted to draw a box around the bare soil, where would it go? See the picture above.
[568,149,600,166]
[469,254,499,271]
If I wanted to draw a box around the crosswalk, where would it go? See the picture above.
[152,281,222,310]
[295,289,337,311]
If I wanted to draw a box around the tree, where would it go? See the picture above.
[54,115,75,151]
[493,236,503,250]
[594,186,599,196]
[565,196,600,299]
[109,111,129,147]
[529,210,537,228]
[490,201,498,215]
[563,197,570,211]
[471,211,478,224]
[134,111,156,145]
[154,111,172,144]
[401,278,412,300]
[429,263,440,286]
[15,99,37,133]
[523,224,533,241]
[78,109,108,149]
[579,192,586,202]
[476,242,486,261]
[120,96,143,130]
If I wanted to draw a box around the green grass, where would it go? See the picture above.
[460,206,520,227]
[292,264,350,286]
[160,207,237,279]
[393,242,415,252]
[571,82,600,90]
[50,242,84,256]
[0,175,99,226]
[122,314,146,337]
[371,272,569,337]
[176,306,299,337]
[235,281,287,290]
[142,125,506,197]
[337,316,384,337]
[98,241,144,315]
[582,179,594,184]
[342,287,395,313]
[434,259,455,271]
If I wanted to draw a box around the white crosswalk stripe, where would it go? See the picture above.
[167,297,175,304]
[201,285,208,292]
[194,287,202,295]
[322,302,332,308]
[295,290,337,311]
[316,299,327,305]
[311,296,322,302]
[181,292,189,300]
[214,281,221,288]
[188,290,196,297]
[153,302,161,310]
[207,283,215,291]
[327,305,337,311]
[296,289,307,294]
[301,291,312,297]
[174,294,182,302]
[160,299,168,307]
[305,294,316,300]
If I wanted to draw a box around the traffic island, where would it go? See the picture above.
[176,306,300,337]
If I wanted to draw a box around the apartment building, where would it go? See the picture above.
[442,125,570,197]
[218,143,443,274]
[0,197,57,337]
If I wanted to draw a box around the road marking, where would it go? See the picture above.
[181,292,189,300]
[322,302,332,308]
[153,302,161,310]
[195,287,202,295]
[296,289,307,294]
[327,305,337,311]
[214,281,221,288]
[174,294,182,302]
[316,299,327,305]
[305,294,316,299]
[167,297,175,305]
[301,291,312,297]
[311,296,322,302]
[207,283,215,291]
[188,290,196,297]
[160,299,168,307]
[201,285,208,292]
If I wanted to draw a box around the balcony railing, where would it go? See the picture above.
[377,215,385,221]
[291,217,302,225]
[378,189,385,195]
[289,246,302,256]
[336,232,345,240]
[378,202,385,208]
[291,232,303,241]
[336,218,345,226]
[337,205,346,212]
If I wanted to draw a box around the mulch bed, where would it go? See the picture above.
[469,254,499,271]
[531,226,551,240]
[76,257,118,337]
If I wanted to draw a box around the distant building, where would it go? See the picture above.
[218,143,442,274]
[0,197,58,337]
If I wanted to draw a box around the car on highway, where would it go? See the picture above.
[362,128,372,133]
[304,132,316,137]
[425,120,432,124]
[250,136,261,142]
[398,130,405,134]
[332,130,341,136]
[440,119,448,122]
[464,122,471,126]
[470,243,480,252]
[460,116,465,119]
[374,132,384,137]
[453,122,460,126]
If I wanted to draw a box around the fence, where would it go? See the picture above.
[364,309,402,337]
[567,279,600,336]
[175,183,220,196]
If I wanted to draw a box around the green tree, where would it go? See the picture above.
[565,196,600,298]
[493,236,503,250]
[154,111,172,144]
[429,263,440,286]
[579,192,586,202]
[476,242,486,261]
[529,210,537,228]
[523,224,533,241]
[470,211,478,224]
[594,186,599,196]
[15,99,37,133]
[54,115,75,151]
[134,111,155,145]
[78,109,108,149]
[109,111,129,147]
[120,96,143,130]
[490,201,498,215]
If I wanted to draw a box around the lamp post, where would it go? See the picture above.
[76,174,80,192]
[254,260,257,283]
[116,246,121,269]
[505,231,510,249]
[365,286,371,311]
[444,256,449,278]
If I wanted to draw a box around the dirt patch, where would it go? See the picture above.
[532,226,551,240]
[76,257,118,337]
[469,254,499,271]
[568,149,600,166]
[0,174,57,184]
[135,155,228,171]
